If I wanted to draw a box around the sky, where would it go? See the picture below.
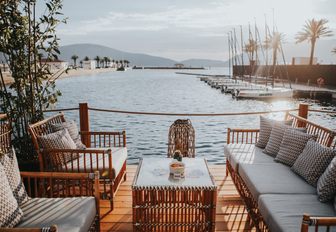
[38,0,336,61]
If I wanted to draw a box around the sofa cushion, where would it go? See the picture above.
[239,163,316,200]
[292,140,336,187]
[0,162,23,228]
[259,194,336,232]
[225,144,274,172]
[63,147,127,179]
[0,147,29,205]
[275,128,314,166]
[263,122,288,157]
[38,129,78,164]
[256,116,274,148]
[317,156,336,202]
[256,116,292,148]
[17,197,96,232]
[52,120,86,149]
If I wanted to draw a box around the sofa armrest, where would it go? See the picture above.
[20,171,100,217]
[0,225,58,232]
[301,214,336,232]
[227,128,260,144]
[80,130,126,148]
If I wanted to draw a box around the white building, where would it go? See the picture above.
[292,57,317,65]
[82,60,96,70]
[40,59,68,72]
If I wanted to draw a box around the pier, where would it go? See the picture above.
[196,75,336,100]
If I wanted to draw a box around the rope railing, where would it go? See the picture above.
[41,106,336,117]
[87,107,299,116]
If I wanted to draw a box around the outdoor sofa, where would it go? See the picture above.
[224,112,336,232]
[28,113,127,210]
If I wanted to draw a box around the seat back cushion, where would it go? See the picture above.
[263,122,288,157]
[256,116,292,149]
[317,157,336,202]
[0,147,29,205]
[0,162,23,228]
[292,140,336,187]
[38,129,77,164]
[275,128,315,166]
[51,120,86,149]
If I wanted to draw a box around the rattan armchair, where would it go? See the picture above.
[1,171,100,232]
[28,113,127,210]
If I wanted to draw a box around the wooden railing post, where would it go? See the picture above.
[298,103,309,127]
[79,103,90,147]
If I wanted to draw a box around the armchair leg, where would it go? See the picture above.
[110,181,114,211]
[123,172,127,181]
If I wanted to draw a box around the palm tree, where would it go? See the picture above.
[269,32,285,68]
[296,19,333,65]
[244,39,258,65]
[71,54,79,67]
[94,56,100,68]
[83,56,90,61]
[79,60,83,68]
[103,57,110,68]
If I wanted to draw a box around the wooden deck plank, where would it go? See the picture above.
[100,164,254,231]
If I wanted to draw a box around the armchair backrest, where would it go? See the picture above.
[0,113,11,152]
[28,113,66,170]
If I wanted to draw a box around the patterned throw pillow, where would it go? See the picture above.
[317,157,336,202]
[51,120,86,149]
[38,129,77,164]
[0,148,29,206]
[292,140,336,187]
[256,116,274,148]
[0,163,23,227]
[274,128,315,166]
[263,122,288,157]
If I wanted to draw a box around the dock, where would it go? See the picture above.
[198,76,336,100]
[101,164,254,231]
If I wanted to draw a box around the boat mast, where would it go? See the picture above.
[233,29,239,80]
[265,15,269,87]
[240,25,245,79]
[248,23,253,82]
[228,33,231,78]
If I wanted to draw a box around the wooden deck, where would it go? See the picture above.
[100,165,255,231]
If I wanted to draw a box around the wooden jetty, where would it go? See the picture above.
[199,76,336,100]
[101,164,255,232]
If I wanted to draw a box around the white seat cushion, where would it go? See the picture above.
[63,147,127,179]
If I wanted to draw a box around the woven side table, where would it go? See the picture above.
[132,158,217,232]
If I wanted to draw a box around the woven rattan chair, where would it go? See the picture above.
[167,119,195,158]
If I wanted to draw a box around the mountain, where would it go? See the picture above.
[59,44,177,67]
[181,59,227,67]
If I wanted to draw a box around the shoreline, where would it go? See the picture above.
[1,67,117,85]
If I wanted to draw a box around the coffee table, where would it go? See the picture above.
[132,158,217,231]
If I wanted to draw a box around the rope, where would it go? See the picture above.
[44,107,79,112]
[88,107,298,117]
[41,106,336,116]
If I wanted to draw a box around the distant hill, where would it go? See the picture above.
[59,43,231,67]
[59,44,177,67]
[181,59,227,67]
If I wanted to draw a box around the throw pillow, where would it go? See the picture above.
[38,129,77,164]
[274,128,315,166]
[292,140,336,187]
[317,156,336,202]
[51,120,86,149]
[0,147,29,206]
[256,116,293,148]
[263,122,288,157]
[0,163,23,227]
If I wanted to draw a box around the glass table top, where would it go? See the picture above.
[133,158,216,188]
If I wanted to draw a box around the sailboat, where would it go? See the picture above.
[233,22,293,99]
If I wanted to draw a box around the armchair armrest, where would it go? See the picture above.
[80,130,126,148]
[301,214,336,232]
[227,128,260,144]
[0,225,57,232]
[43,148,113,177]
